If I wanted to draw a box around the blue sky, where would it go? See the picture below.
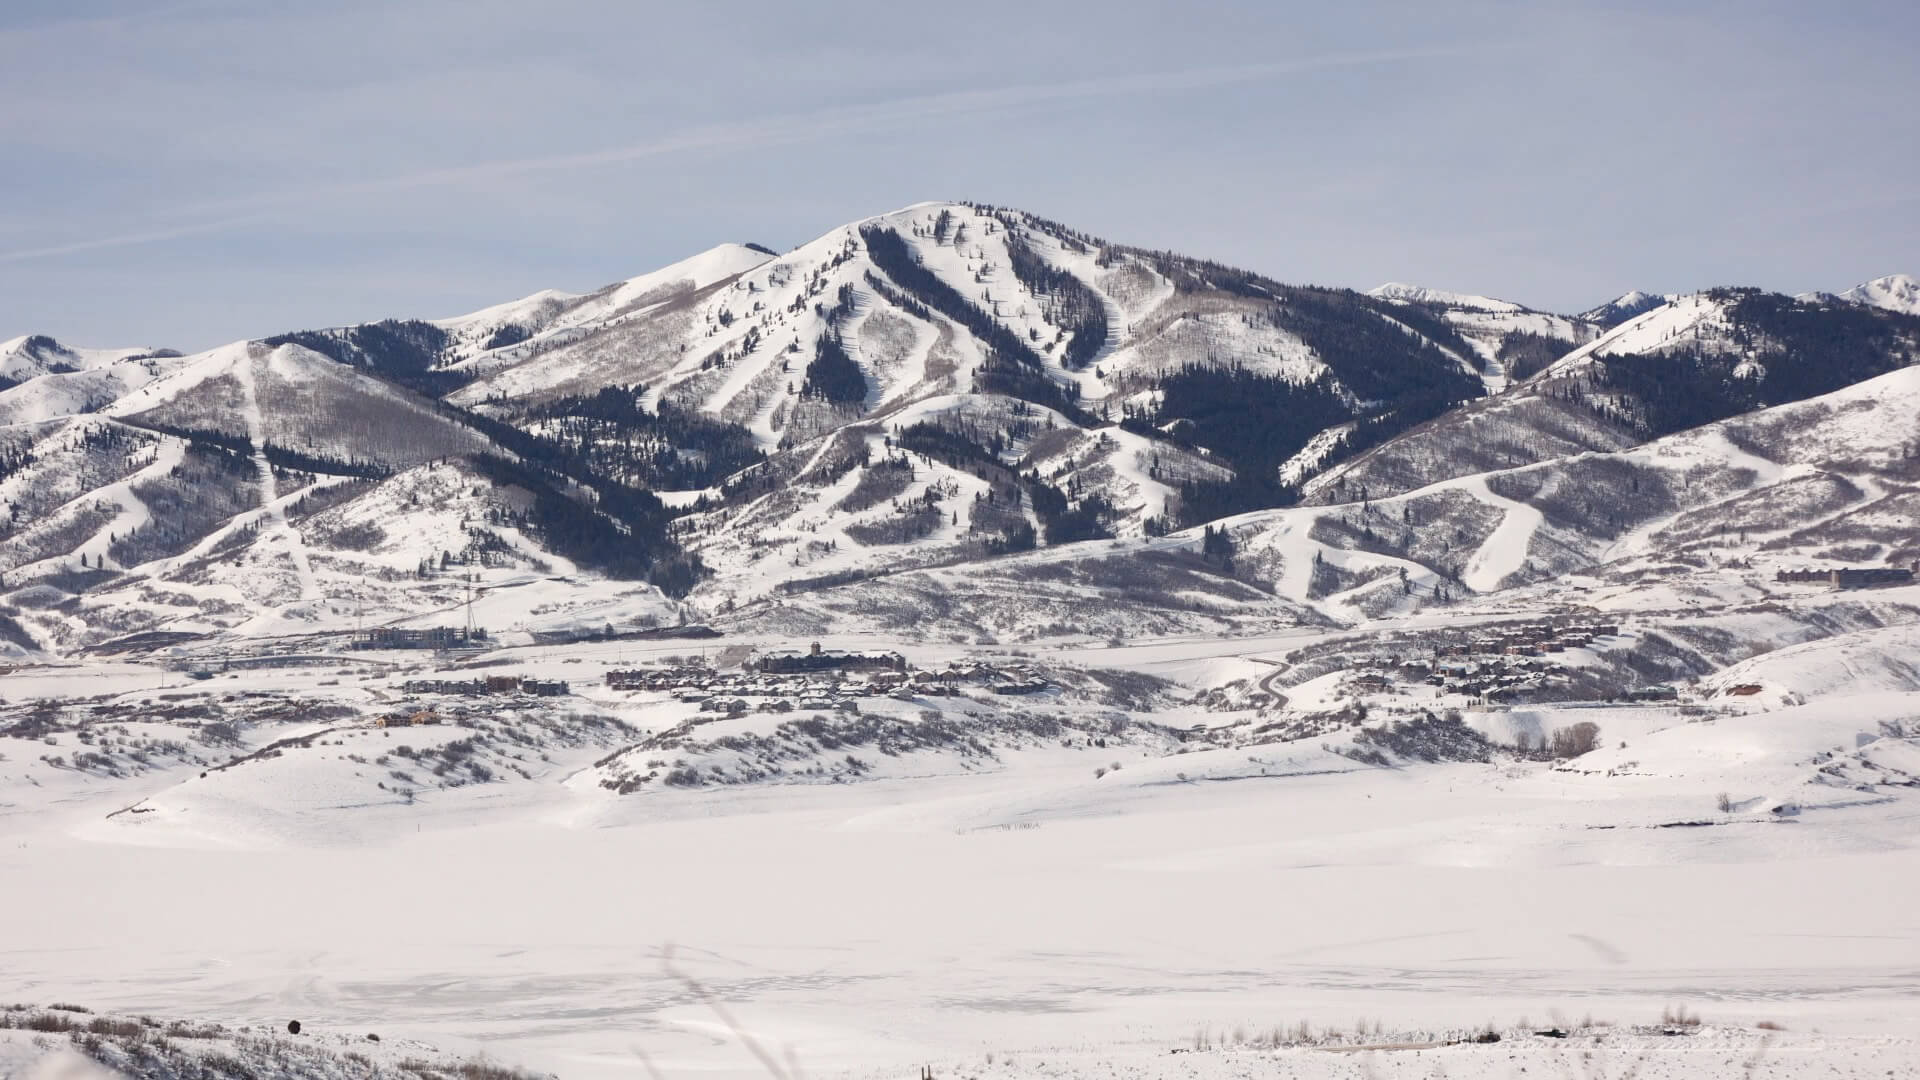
[4,0,1916,350]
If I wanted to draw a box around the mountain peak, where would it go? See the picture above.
[1368,282,1528,313]
[1801,273,1920,316]
[0,332,176,383]
[1578,290,1669,328]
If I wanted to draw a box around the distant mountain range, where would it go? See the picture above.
[1,202,1915,656]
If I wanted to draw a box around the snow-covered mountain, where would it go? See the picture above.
[431,242,777,370]
[0,333,174,385]
[1,202,1917,661]
[1799,272,1920,315]
[1366,281,1600,391]
[0,333,188,426]
[1303,285,1920,504]
[0,336,690,653]
[449,205,1478,444]
[1579,289,1669,328]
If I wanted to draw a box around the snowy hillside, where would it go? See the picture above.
[0,335,695,654]
[433,242,776,370]
[4,605,1919,1079]
[105,340,496,467]
[727,362,1920,650]
[1304,286,1920,503]
[0,333,174,385]
[1303,292,1750,503]
[1367,281,1599,390]
[1800,272,1920,315]
[0,333,188,426]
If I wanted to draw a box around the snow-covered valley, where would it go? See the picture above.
[5,585,1920,1079]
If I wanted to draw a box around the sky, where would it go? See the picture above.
[3,0,1917,351]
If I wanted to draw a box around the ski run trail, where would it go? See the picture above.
[1461,473,1545,592]
[233,348,321,604]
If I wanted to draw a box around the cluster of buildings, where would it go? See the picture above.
[1431,622,1621,660]
[751,643,907,674]
[399,675,570,697]
[1322,622,1625,704]
[351,626,489,651]
[375,708,444,728]
[1406,656,1570,702]
[606,666,902,714]
[603,649,1050,713]
[1774,565,1916,589]
[1321,615,1685,704]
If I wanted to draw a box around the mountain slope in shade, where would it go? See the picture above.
[1367,282,1599,391]
[1303,287,1920,505]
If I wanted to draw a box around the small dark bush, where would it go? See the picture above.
[87,1016,146,1037]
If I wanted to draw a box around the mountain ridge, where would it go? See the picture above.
[1,201,1916,660]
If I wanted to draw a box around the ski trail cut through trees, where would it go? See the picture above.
[1461,474,1544,592]
[234,349,321,603]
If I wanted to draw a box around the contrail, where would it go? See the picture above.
[1,42,1503,263]
[0,215,275,264]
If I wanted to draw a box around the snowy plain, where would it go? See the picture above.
[4,634,1918,1080]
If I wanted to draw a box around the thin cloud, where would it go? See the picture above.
[0,0,243,41]
[0,215,275,264]
[1,42,1503,264]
